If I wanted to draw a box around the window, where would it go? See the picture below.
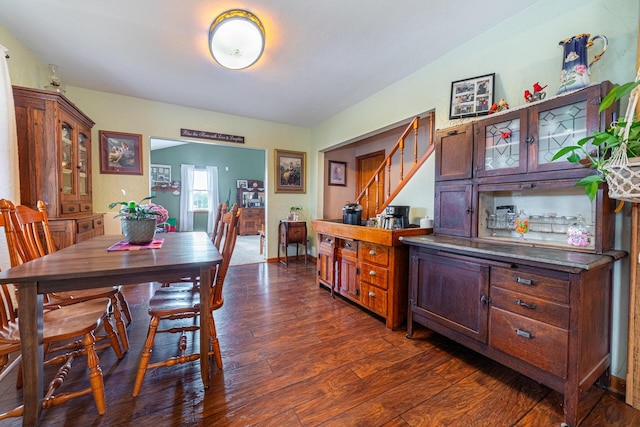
[192,169,209,210]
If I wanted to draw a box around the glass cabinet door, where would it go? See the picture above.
[61,122,74,195]
[474,110,528,177]
[78,132,88,196]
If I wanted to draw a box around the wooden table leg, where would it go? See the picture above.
[18,282,44,427]
[199,266,211,389]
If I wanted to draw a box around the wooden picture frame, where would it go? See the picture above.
[328,160,347,186]
[99,130,143,175]
[449,73,495,120]
[275,149,306,193]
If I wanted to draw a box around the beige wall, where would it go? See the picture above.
[1,0,639,378]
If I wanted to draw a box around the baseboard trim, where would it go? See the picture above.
[609,375,626,396]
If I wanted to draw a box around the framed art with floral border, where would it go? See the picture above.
[99,130,144,175]
[449,73,495,120]
[328,160,347,186]
[275,149,306,193]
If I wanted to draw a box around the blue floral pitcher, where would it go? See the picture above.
[557,33,608,94]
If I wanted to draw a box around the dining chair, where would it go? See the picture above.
[0,199,128,357]
[132,204,241,396]
[0,207,115,419]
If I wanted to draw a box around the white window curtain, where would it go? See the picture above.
[179,164,195,231]
[0,45,20,271]
[206,166,219,234]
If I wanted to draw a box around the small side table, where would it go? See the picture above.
[278,220,307,266]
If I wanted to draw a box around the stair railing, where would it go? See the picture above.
[354,112,435,217]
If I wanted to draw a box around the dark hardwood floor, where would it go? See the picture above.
[1,261,639,426]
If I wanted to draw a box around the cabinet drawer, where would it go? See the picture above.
[490,286,569,329]
[490,307,568,378]
[360,282,387,316]
[491,267,569,304]
[318,234,335,247]
[93,217,104,229]
[80,203,92,213]
[61,203,81,214]
[338,239,357,257]
[360,242,389,266]
[76,218,94,234]
[360,261,388,290]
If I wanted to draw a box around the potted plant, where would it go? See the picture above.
[288,206,303,221]
[109,196,168,244]
[552,75,640,202]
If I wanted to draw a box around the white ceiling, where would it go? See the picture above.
[1,0,543,128]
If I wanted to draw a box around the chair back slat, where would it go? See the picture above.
[13,201,56,261]
[210,204,240,309]
[212,203,228,250]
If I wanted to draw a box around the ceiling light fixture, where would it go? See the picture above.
[209,9,265,70]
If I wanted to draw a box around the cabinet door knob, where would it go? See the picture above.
[369,250,376,256]
[526,136,535,144]
[369,270,376,277]
[368,291,376,298]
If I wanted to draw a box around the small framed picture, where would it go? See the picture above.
[275,149,306,193]
[237,179,248,188]
[449,73,495,120]
[328,160,347,186]
[99,130,143,175]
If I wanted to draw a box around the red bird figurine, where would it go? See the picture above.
[524,90,533,102]
[533,82,547,93]
[499,130,512,139]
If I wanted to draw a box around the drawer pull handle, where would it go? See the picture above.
[97,220,102,225]
[369,250,376,256]
[369,270,376,277]
[68,206,75,212]
[368,291,376,298]
[83,224,89,230]
[83,205,90,210]
[325,238,333,244]
[515,276,534,286]
[345,242,352,248]
[515,328,534,339]
[515,299,536,310]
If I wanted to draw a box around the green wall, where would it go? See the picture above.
[150,143,265,230]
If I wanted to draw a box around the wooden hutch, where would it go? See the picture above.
[401,82,627,427]
[13,86,104,250]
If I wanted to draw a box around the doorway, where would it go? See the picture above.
[356,150,385,220]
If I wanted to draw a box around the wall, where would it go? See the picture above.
[310,0,639,381]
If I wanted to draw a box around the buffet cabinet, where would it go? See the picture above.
[403,235,625,427]
[434,82,618,253]
[238,207,264,235]
[13,86,103,250]
[312,220,428,329]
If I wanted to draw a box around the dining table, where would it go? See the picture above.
[0,232,222,427]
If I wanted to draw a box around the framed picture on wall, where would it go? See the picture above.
[449,73,495,120]
[99,130,144,175]
[328,160,347,186]
[274,149,306,193]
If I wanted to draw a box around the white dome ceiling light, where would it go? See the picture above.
[209,9,265,70]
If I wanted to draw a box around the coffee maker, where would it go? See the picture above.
[383,205,410,229]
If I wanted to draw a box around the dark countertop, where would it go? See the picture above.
[400,234,626,271]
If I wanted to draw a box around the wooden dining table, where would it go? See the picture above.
[0,232,222,427]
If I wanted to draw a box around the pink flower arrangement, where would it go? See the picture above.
[149,203,169,225]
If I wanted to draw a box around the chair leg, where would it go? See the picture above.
[208,313,223,370]
[116,290,132,325]
[110,296,129,353]
[102,313,124,360]
[84,331,106,415]
[132,316,159,397]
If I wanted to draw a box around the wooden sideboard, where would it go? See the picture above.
[311,220,428,330]
[238,208,264,235]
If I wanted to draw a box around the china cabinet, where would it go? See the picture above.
[405,81,626,427]
[13,86,103,250]
[434,82,618,253]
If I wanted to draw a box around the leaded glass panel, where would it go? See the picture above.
[484,118,520,170]
[537,101,587,164]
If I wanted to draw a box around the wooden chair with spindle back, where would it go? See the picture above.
[132,203,241,396]
[2,200,128,357]
[0,198,113,420]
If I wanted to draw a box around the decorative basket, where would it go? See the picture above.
[603,70,640,204]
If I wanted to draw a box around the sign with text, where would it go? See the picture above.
[180,128,245,144]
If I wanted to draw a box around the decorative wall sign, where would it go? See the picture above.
[180,128,245,144]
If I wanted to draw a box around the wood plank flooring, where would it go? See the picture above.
[1,261,639,426]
